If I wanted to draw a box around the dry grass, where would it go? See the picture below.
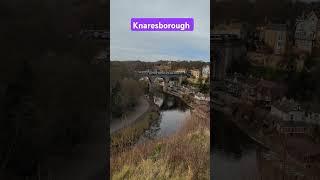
[111,111,160,154]
[111,114,210,180]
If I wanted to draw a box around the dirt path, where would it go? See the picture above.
[110,96,149,134]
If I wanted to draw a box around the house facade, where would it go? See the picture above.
[263,23,288,55]
[175,68,187,73]
[190,69,201,79]
[202,65,210,79]
[294,10,320,54]
[271,98,320,125]
[276,121,312,136]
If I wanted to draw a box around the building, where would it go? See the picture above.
[263,23,288,55]
[225,77,242,97]
[175,68,187,73]
[276,121,312,136]
[271,98,320,125]
[295,10,320,54]
[194,92,210,102]
[154,63,172,72]
[202,65,210,79]
[256,24,266,42]
[271,98,303,122]
[190,69,201,79]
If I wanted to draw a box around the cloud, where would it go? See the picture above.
[110,0,210,62]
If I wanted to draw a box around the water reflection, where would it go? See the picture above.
[139,92,190,142]
[212,111,260,180]
[212,111,308,180]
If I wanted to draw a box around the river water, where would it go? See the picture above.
[138,92,190,142]
[212,110,261,180]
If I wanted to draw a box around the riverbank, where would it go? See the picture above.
[111,97,160,154]
[212,111,262,180]
[110,96,150,134]
[111,112,210,180]
[215,103,320,178]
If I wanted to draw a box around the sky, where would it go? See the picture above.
[216,0,320,2]
[110,0,210,62]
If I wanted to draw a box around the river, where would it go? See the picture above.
[212,110,316,180]
[138,92,190,143]
[212,110,262,180]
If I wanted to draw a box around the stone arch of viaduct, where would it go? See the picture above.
[135,71,188,92]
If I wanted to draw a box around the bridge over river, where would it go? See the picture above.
[135,71,190,91]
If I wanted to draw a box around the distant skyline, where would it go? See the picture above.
[110,0,210,62]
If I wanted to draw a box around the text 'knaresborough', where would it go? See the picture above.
[131,18,194,31]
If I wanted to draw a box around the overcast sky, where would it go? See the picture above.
[110,0,210,62]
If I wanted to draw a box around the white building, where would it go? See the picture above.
[271,98,320,125]
[202,65,210,79]
[139,77,149,81]
[295,10,320,54]
[194,92,210,102]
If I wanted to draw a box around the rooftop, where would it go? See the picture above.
[309,9,320,19]
[273,97,301,113]
[265,23,287,31]
[278,121,310,127]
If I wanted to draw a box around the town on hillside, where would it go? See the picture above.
[135,61,210,102]
[212,1,320,179]
[110,59,210,179]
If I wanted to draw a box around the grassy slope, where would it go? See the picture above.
[111,114,210,180]
[111,110,159,153]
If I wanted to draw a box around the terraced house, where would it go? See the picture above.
[295,9,320,54]
[271,98,320,126]
[263,23,288,55]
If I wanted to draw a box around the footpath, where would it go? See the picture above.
[110,96,149,134]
